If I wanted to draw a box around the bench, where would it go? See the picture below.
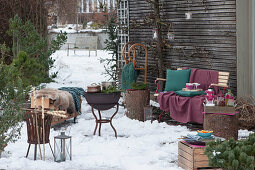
[154,68,230,123]
[154,69,230,97]
[67,36,98,57]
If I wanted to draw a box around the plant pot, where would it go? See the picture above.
[125,89,150,121]
[87,84,101,93]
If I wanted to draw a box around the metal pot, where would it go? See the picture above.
[101,81,116,90]
[84,92,121,110]
[87,83,101,93]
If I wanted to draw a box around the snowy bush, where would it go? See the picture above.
[0,15,67,154]
[101,14,119,82]
[0,60,27,153]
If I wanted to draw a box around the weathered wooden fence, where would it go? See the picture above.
[128,0,237,93]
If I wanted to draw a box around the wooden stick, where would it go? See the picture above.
[42,97,45,161]
[33,88,42,160]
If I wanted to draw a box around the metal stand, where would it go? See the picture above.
[91,104,119,138]
[25,143,54,160]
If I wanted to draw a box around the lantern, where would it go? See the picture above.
[185,12,192,19]
[152,28,159,39]
[144,106,153,122]
[167,32,174,41]
[54,132,72,162]
[185,0,192,20]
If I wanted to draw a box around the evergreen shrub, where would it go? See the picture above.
[205,134,255,170]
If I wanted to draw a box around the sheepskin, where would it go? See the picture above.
[35,88,75,114]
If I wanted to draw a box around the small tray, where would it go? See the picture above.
[182,88,203,92]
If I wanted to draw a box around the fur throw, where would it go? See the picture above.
[36,88,75,114]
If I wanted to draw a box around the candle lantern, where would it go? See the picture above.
[144,106,153,122]
[167,32,175,41]
[152,28,159,39]
[54,132,72,162]
[167,23,175,41]
[185,12,192,19]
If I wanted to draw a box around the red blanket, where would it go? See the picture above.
[157,68,219,124]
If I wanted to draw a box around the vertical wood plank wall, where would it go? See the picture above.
[128,0,237,93]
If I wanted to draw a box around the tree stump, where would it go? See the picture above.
[204,106,238,140]
[125,89,150,121]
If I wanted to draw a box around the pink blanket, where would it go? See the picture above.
[157,68,219,124]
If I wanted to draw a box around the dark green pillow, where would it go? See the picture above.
[164,69,191,91]
[175,90,206,97]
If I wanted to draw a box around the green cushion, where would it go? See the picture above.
[164,69,191,91]
[175,90,206,97]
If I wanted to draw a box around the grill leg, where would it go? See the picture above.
[25,144,31,158]
[98,110,102,136]
[34,144,37,160]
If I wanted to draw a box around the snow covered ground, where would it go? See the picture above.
[48,24,105,34]
[0,50,252,170]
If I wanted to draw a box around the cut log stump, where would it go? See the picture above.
[125,89,150,121]
[204,106,238,140]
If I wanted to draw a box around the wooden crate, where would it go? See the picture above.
[30,96,54,109]
[178,141,221,170]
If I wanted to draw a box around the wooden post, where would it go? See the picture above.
[33,88,42,160]
[125,89,150,121]
[42,97,45,161]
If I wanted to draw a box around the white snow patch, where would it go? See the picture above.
[0,49,252,170]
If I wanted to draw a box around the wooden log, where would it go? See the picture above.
[125,89,150,121]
